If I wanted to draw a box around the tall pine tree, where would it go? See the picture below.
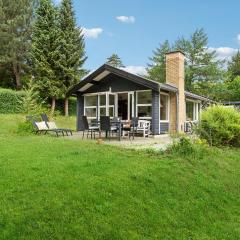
[147,40,171,83]
[228,51,240,81]
[58,0,87,116]
[175,28,223,95]
[0,0,37,89]
[31,0,62,115]
[106,54,125,68]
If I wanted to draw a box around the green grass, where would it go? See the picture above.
[0,114,239,239]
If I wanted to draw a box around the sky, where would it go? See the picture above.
[55,0,240,75]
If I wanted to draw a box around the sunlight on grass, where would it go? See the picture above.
[0,114,239,239]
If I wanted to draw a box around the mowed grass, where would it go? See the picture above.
[0,114,239,239]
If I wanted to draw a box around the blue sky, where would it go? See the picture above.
[55,0,240,74]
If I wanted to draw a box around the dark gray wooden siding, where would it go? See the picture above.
[85,74,148,93]
[76,95,84,131]
[151,90,160,135]
[160,122,169,133]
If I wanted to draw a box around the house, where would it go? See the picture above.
[68,51,210,135]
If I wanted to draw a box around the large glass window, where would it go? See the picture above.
[186,101,199,121]
[85,95,97,107]
[137,91,152,104]
[84,95,97,119]
[99,94,106,117]
[160,94,169,121]
[108,94,115,117]
[137,91,152,119]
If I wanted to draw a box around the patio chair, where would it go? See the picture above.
[122,117,139,139]
[136,120,151,138]
[81,116,99,139]
[33,121,64,137]
[100,116,118,140]
[40,113,73,136]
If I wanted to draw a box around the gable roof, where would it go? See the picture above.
[67,64,211,102]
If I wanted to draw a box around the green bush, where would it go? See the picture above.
[16,121,35,135]
[0,88,26,114]
[166,136,207,159]
[196,105,240,146]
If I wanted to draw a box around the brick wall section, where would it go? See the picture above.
[166,51,185,132]
[169,92,177,133]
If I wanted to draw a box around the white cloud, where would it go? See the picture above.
[122,66,147,76]
[237,34,240,44]
[116,16,135,24]
[208,47,238,61]
[82,27,103,39]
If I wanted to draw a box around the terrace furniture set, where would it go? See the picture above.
[80,115,151,141]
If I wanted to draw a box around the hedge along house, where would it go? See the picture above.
[68,51,210,135]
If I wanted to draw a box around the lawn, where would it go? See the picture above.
[0,114,239,239]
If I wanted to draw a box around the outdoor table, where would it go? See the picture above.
[110,120,123,141]
[94,119,126,141]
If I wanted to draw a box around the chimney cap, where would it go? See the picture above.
[165,50,185,56]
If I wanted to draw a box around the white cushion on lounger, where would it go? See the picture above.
[36,121,48,130]
[47,122,58,129]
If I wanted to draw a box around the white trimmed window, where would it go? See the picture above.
[99,94,107,117]
[84,95,97,119]
[186,100,200,121]
[136,91,152,119]
[160,93,169,121]
[108,94,115,118]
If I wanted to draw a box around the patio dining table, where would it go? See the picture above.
[94,119,130,141]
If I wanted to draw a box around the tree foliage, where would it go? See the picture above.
[0,0,37,89]
[175,28,224,95]
[147,29,224,97]
[106,54,125,68]
[58,0,87,116]
[228,51,240,81]
[147,40,171,83]
[30,0,62,114]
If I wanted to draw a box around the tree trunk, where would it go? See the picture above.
[13,63,21,90]
[64,98,69,117]
[50,97,56,116]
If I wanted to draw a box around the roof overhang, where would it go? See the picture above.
[67,64,177,96]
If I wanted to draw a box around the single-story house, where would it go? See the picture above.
[68,51,210,135]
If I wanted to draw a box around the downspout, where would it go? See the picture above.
[176,91,179,132]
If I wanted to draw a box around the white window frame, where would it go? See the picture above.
[84,94,98,120]
[186,99,201,122]
[136,90,152,120]
[108,93,116,118]
[160,92,170,122]
[98,93,107,118]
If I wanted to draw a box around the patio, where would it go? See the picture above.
[67,131,173,150]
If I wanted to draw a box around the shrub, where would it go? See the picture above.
[167,136,194,156]
[17,79,47,115]
[16,121,35,135]
[196,105,240,146]
[0,88,26,114]
[166,136,207,159]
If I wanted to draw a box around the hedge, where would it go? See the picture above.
[0,88,76,115]
[0,88,26,114]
